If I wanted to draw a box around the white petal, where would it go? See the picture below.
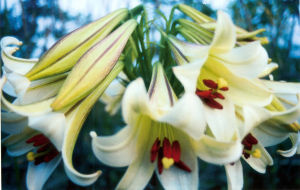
[20,79,64,105]
[172,62,203,93]
[28,112,66,151]
[148,63,176,113]
[243,143,273,173]
[225,160,243,190]
[159,93,206,140]
[242,105,272,138]
[122,78,150,126]
[2,69,17,97]
[26,155,61,190]
[116,140,155,190]
[217,41,273,78]
[2,127,37,156]
[195,135,243,165]
[204,97,237,141]
[210,11,236,54]
[6,72,30,98]
[91,127,136,167]
[261,80,300,94]
[157,131,198,190]
[277,132,300,157]
[2,95,54,116]
[168,36,209,63]
[1,112,28,134]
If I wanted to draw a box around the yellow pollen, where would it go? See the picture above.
[26,152,35,161]
[252,149,261,158]
[162,157,174,169]
[217,78,228,89]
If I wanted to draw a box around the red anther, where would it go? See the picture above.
[230,162,235,166]
[44,150,59,162]
[172,141,181,162]
[37,144,50,153]
[33,137,50,147]
[26,134,45,144]
[242,142,252,150]
[157,148,163,174]
[203,98,223,109]
[212,92,225,99]
[203,79,218,89]
[150,138,161,162]
[220,87,229,91]
[175,160,191,172]
[243,152,250,159]
[195,89,212,99]
[245,134,258,145]
[163,138,172,158]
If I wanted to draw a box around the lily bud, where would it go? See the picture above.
[51,19,137,111]
[25,8,129,80]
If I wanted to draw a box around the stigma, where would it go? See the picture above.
[150,138,191,174]
[26,134,59,165]
[195,78,229,109]
[242,134,261,159]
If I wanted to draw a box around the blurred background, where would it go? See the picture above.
[1,0,300,189]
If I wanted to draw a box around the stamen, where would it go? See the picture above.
[150,137,191,174]
[203,79,218,89]
[196,78,229,109]
[150,138,160,162]
[26,134,60,165]
[242,134,260,159]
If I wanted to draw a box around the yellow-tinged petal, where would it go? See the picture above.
[2,95,54,116]
[148,63,176,114]
[51,20,137,111]
[62,62,123,186]
[25,8,128,80]
[209,11,236,54]
[1,36,37,75]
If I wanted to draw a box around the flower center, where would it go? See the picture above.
[195,78,229,109]
[26,134,59,165]
[150,137,191,174]
[242,134,261,159]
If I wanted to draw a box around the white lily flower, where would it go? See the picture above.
[91,63,243,190]
[168,11,274,143]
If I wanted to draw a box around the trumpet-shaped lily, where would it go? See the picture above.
[91,63,243,190]
[168,11,275,143]
[1,61,124,189]
[25,8,129,80]
[1,36,66,105]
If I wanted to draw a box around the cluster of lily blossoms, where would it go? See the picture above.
[1,4,300,190]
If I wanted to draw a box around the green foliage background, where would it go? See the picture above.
[1,0,299,189]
